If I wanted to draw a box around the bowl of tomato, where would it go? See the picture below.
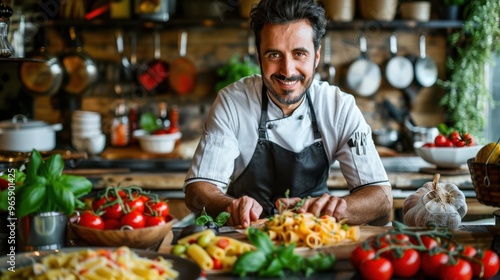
[415,144,483,169]
[69,186,177,249]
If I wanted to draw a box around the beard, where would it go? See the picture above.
[264,73,313,105]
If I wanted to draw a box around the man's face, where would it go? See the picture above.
[258,20,320,107]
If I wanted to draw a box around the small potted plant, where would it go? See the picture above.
[440,0,466,20]
[4,149,92,251]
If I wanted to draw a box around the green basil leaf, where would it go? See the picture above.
[39,154,64,181]
[16,184,46,218]
[276,243,296,268]
[25,149,43,183]
[246,227,274,255]
[305,253,335,272]
[139,112,161,133]
[51,184,75,215]
[258,258,284,277]
[55,175,92,198]
[288,254,306,272]
[195,215,213,226]
[232,250,268,277]
[0,190,9,211]
[215,211,230,227]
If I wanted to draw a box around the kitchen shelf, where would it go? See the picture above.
[44,18,465,31]
[0,57,45,63]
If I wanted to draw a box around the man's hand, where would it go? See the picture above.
[276,193,347,220]
[224,196,263,228]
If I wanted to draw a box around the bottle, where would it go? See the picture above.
[158,102,170,129]
[111,101,130,147]
[167,105,180,134]
[128,102,139,145]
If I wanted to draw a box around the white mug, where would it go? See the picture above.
[83,134,106,156]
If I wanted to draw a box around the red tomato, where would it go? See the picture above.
[145,201,170,218]
[212,257,222,270]
[455,140,466,147]
[350,245,376,268]
[125,197,145,213]
[103,219,122,230]
[472,250,500,279]
[421,235,439,250]
[359,257,393,280]
[463,133,475,146]
[435,134,453,147]
[92,197,108,212]
[449,131,461,141]
[217,238,230,250]
[389,249,420,278]
[423,142,436,148]
[0,178,9,191]
[146,216,166,227]
[101,202,124,220]
[421,252,449,277]
[120,210,146,229]
[79,211,104,230]
[462,245,477,258]
[440,258,473,280]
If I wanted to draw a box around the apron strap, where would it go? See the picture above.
[258,82,269,139]
[305,91,322,140]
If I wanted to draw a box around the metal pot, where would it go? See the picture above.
[0,115,63,152]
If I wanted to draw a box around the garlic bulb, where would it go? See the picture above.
[403,173,467,230]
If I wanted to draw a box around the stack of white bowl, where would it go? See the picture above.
[71,111,106,156]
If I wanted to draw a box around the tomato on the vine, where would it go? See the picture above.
[145,216,166,227]
[144,201,169,218]
[421,252,449,277]
[125,197,145,213]
[103,219,122,230]
[435,134,453,147]
[101,200,124,220]
[359,257,393,280]
[79,211,104,230]
[92,197,108,212]
[120,210,146,229]
[462,245,477,258]
[472,250,500,279]
[350,245,376,268]
[439,258,473,280]
[388,248,420,278]
[421,235,439,250]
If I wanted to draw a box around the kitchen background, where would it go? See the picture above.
[1,0,499,154]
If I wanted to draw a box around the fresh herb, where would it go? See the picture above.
[139,112,162,134]
[232,227,335,277]
[14,149,92,218]
[215,54,260,93]
[0,169,26,211]
[195,208,230,227]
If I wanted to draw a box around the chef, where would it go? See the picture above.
[184,0,392,227]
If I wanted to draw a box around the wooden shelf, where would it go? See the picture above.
[0,57,45,63]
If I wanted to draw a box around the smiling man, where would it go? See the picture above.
[184,0,392,227]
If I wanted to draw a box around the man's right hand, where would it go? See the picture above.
[224,195,263,228]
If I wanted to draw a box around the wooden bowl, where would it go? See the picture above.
[69,216,176,249]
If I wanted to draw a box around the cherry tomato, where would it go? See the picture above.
[103,219,122,230]
[435,134,452,147]
[101,200,124,220]
[350,245,376,268]
[423,142,436,148]
[389,248,420,278]
[449,131,461,141]
[217,238,230,250]
[120,210,146,229]
[455,140,467,147]
[212,257,222,270]
[421,252,449,277]
[92,197,108,212]
[462,245,477,258]
[359,257,393,280]
[145,201,170,218]
[125,197,145,213]
[472,250,500,279]
[463,133,475,146]
[439,258,472,280]
[79,211,104,230]
[146,216,166,227]
[421,235,439,250]
[0,178,9,191]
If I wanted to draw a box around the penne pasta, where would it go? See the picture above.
[186,243,214,271]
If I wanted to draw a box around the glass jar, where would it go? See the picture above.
[0,3,14,58]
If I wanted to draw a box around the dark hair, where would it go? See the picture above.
[249,0,327,54]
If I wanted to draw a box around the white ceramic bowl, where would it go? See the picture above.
[134,130,181,154]
[414,144,483,168]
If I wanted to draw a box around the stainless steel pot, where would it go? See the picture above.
[0,115,63,152]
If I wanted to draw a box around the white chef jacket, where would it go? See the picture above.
[184,75,390,193]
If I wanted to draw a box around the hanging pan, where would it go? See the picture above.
[137,30,170,94]
[19,27,65,97]
[385,33,414,89]
[169,30,196,95]
[60,26,98,95]
[346,33,381,97]
[414,33,438,87]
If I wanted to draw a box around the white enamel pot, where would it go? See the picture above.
[0,115,63,152]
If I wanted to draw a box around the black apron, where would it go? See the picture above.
[227,83,330,217]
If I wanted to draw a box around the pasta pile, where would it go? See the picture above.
[1,247,179,280]
[262,211,360,249]
[173,229,254,271]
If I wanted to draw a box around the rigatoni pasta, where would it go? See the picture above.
[262,210,360,249]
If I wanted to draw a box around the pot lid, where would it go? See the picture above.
[0,114,50,130]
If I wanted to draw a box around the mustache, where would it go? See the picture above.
[271,74,305,82]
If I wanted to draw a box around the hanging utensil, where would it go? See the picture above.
[19,26,65,97]
[346,33,381,97]
[115,29,133,82]
[322,32,335,84]
[385,33,414,89]
[137,30,170,94]
[60,26,98,95]
[169,30,196,95]
[414,33,438,87]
